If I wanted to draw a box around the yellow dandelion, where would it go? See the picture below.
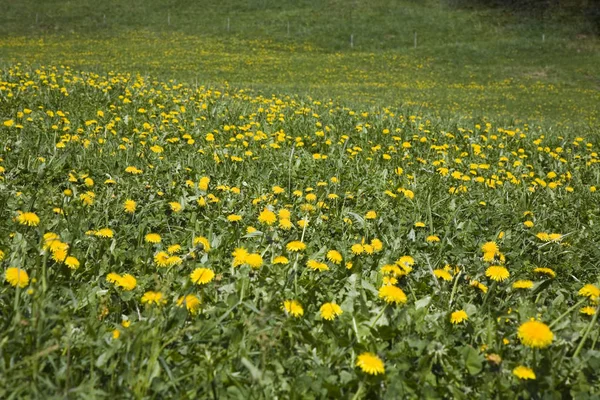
[123,199,137,213]
[5,267,29,288]
[580,306,596,316]
[450,310,468,324]
[326,250,343,264]
[245,253,263,269]
[141,291,166,305]
[486,266,510,282]
[307,259,329,271]
[470,280,488,293]
[176,294,201,314]
[533,267,556,278]
[378,285,407,305]
[167,244,182,254]
[95,228,114,238]
[356,352,385,375]
[513,366,536,380]
[512,280,533,289]
[190,268,215,285]
[169,202,182,213]
[16,212,40,227]
[273,255,289,265]
[434,269,453,282]
[258,208,277,225]
[227,214,242,222]
[193,236,211,252]
[351,243,364,255]
[154,251,171,267]
[282,300,304,317]
[370,238,383,252]
[426,235,440,243]
[481,241,499,254]
[518,320,553,348]
[579,284,600,299]
[65,256,80,270]
[145,233,161,244]
[396,256,415,269]
[365,210,377,219]
[320,302,343,321]
[232,247,249,267]
[286,241,306,252]
[118,274,137,291]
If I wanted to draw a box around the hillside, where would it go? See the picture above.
[0,0,598,124]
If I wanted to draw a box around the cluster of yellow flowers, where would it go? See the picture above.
[1,65,599,387]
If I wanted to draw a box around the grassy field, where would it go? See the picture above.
[1,1,600,398]
[0,0,598,124]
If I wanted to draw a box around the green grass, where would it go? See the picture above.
[1,2,600,397]
[1,63,600,398]
[0,0,598,124]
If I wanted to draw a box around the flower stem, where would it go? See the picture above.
[573,305,599,359]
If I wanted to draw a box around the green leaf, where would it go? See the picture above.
[460,345,484,376]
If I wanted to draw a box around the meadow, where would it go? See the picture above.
[1,0,600,398]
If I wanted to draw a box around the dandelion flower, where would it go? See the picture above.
[307,259,329,271]
[154,251,171,267]
[518,320,553,348]
[396,256,415,269]
[578,284,600,300]
[365,210,377,219]
[232,247,249,267]
[470,280,488,293]
[370,238,383,252]
[5,267,29,288]
[279,219,293,230]
[118,274,137,291]
[450,310,468,324]
[169,202,182,213]
[273,256,289,265]
[65,256,80,270]
[95,228,114,238]
[282,300,304,317]
[513,366,536,380]
[176,294,201,314]
[190,268,215,285]
[580,306,596,316]
[426,235,440,243]
[193,236,211,252]
[378,285,407,305]
[245,253,263,269]
[16,212,40,227]
[486,266,510,282]
[414,221,426,228]
[513,280,534,289]
[145,233,161,244]
[141,291,166,305]
[481,241,499,255]
[123,199,137,213]
[320,302,343,321]
[356,352,385,375]
[167,244,182,254]
[258,208,277,225]
[286,241,306,252]
[434,269,453,282]
[327,250,343,264]
[533,267,556,278]
[227,214,242,222]
[351,243,364,255]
